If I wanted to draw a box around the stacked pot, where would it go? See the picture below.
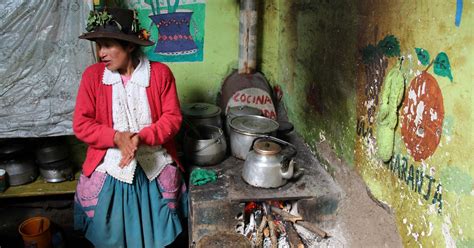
[181,103,227,166]
[181,102,293,167]
[0,139,38,187]
[35,140,74,183]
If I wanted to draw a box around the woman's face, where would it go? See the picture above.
[96,38,133,73]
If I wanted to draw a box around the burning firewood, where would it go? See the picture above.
[263,202,278,248]
[244,213,257,238]
[285,222,304,248]
[270,206,328,238]
[255,215,268,248]
[294,223,321,247]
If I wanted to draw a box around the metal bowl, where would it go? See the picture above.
[39,160,74,183]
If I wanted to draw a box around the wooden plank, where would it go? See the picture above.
[0,172,79,198]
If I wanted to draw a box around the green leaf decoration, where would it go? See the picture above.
[415,48,430,66]
[377,35,400,57]
[85,10,115,33]
[362,44,378,64]
[434,52,453,82]
[86,11,97,32]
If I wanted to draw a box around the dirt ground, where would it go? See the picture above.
[316,141,403,248]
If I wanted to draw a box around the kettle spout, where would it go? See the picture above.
[280,159,295,179]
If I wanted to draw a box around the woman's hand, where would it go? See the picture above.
[120,134,140,168]
[114,131,139,167]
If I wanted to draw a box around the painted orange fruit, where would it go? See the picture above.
[401,71,444,161]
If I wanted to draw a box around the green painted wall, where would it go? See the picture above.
[354,1,474,247]
[257,0,473,247]
[259,0,358,166]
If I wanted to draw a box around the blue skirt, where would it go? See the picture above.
[74,165,188,248]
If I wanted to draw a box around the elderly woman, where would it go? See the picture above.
[73,8,187,247]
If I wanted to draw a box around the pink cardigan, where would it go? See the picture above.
[73,62,183,177]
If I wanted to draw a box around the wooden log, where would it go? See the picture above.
[270,206,303,223]
[255,215,267,248]
[294,223,320,247]
[267,214,278,248]
[271,206,328,238]
[285,222,304,248]
[297,221,328,239]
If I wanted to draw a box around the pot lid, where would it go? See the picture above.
[228,105,261,117]
[181,103,221,119]
[230,115,279,134]
[0,141,25,156]
[254,140,281,155]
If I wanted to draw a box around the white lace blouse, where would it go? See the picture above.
[95,57,173,184]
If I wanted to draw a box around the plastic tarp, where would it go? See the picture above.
[0,0,95,138]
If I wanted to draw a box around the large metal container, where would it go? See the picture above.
[39,159,74,183]
[35,145,69,164]
[184,125,227,166]
[225,105,261,135]
[0,140,26,160]
[229,115,279,160]
[0,158,38,186]
[181,103,222,129]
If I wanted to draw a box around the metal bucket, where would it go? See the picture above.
[184,125,227,166]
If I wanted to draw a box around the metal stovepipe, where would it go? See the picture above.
[238,0,257,74]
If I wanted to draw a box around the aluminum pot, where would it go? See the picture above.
[0,158,38,186]
[184,125,227,166]
[181,103,222,128]
[242,137,297,188]
[229,115,279,160]
[225,105,261,135]
[35,145,69,164]
[0,140,26,160]
[39,159,74,183]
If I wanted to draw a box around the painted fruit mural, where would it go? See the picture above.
[401,71,444,161]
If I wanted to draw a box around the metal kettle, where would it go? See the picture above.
[242,136,297,188]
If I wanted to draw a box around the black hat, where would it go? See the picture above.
[79,8,154,46]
